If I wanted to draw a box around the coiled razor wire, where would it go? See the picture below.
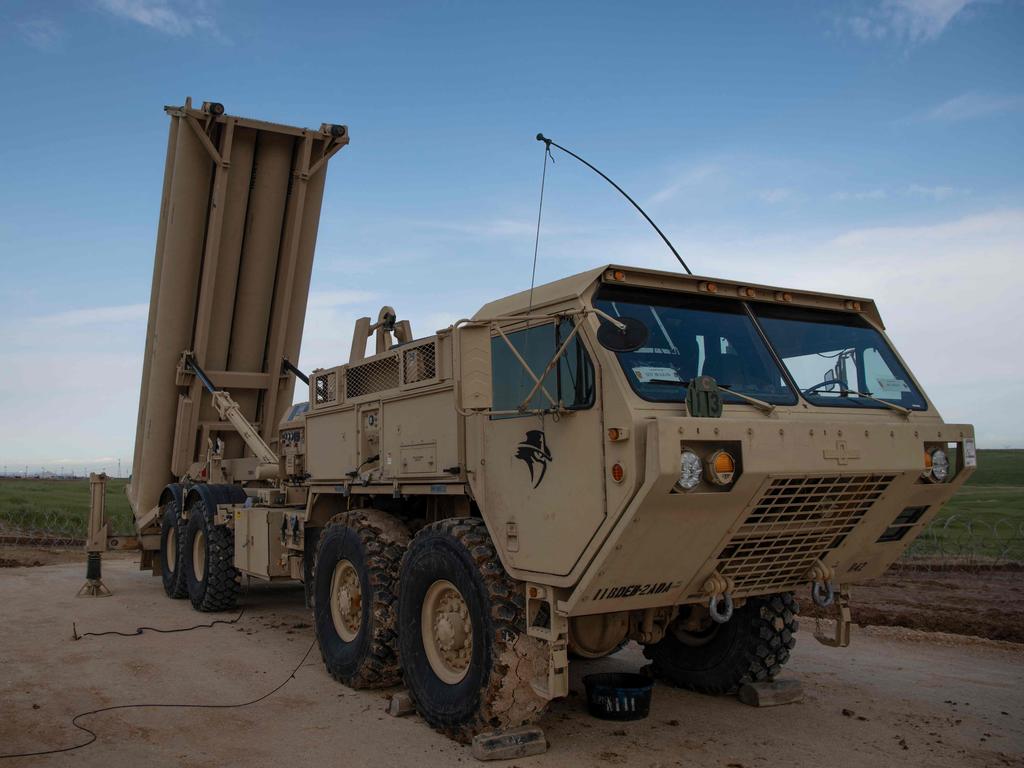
[1,508,1021,569]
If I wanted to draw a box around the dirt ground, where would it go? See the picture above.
[849,566,1024,644]
[1,558,1021,767]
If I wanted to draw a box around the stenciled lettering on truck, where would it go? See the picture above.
[592,581,681,601]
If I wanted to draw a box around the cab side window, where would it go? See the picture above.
[490,321,594,415]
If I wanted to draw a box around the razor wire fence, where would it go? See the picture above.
[895,514,1024,570]
[0,487,1021,571]
[0,506,135,549]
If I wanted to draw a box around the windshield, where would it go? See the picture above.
[753,304,927,411]
[593,286,797,405]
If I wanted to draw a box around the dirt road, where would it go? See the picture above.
[1,559,1021,767]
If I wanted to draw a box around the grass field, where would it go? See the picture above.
[0,451,1020,557]
[0,477,134,538]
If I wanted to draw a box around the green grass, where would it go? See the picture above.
[0,451,1020,556]
[0,477,135,537]
[907,449,1024,562]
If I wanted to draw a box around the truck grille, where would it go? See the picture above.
[715,474,895,595]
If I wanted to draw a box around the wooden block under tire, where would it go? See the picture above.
[386,692,415,717]
[737,678,804,707]
[471,726,547,761]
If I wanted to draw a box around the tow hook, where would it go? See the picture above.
[811,580,835,608]
[702,571,735,624]
[708,593,734,623]
[807,559,835,607]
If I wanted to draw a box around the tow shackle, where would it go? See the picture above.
[708,593,734,624]
[812,580,835,608]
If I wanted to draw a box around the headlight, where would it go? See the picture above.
[924,448,949,483]
[677,449,703,491]
[706,449,737,486]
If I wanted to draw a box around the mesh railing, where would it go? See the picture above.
[346,356,400,398]
[403,342,437,384]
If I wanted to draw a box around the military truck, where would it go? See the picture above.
[127,100,977,742]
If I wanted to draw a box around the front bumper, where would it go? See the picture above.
[562,417,975,616]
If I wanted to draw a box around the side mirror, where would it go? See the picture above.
[597,316,649,353]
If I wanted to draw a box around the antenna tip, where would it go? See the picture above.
[536,133,547,142]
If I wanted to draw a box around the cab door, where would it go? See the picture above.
[481,320,606,577]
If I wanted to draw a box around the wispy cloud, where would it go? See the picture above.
[758,188,793,204]
[840,0,977,44]
[307,289,376,309]
[95,0,218,37]
[33,303,149,328]
[649,165,720,205]
[17,18,62,51]
[922,91,1024,122]
[906,183,965,200]
[421,218,537,238]
[830,185,965,202]
[831,189,888,202]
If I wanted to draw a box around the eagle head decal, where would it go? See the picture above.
[515,430,553,489]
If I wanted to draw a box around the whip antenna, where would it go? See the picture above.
[536,133,691,275]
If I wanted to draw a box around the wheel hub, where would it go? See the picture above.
[192,528,206,581]
[166,526,177,566]
[422,580,473,684]
[329,559,362,642]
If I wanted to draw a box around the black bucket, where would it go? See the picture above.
[583,672,654,721]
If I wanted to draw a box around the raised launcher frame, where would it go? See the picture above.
[126,98,348,562]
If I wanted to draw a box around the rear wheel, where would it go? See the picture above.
[183,497,240,612]
[398,518,547,742]
[312,510,407,688]
[159,495,187,599]
[643,593,799,695]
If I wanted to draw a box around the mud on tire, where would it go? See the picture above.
[398,518,547,743]
[643,592,799,695]
[183,497,240,612]
[159,495,187,599]
[312,510,408,689]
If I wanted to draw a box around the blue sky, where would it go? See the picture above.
[0,0,1022,473]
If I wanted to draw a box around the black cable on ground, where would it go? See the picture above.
[72,605,246,639]
[0,638,317,760]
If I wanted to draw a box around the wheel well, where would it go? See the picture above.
[306,493,474,529]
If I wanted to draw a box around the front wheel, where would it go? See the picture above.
[643,593,799,695]
[312,510,407,689]
[398,518,547,743]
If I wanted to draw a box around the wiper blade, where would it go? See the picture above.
[804,385,912,417]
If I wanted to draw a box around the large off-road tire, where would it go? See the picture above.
[643,593,799,695]
[183,497,240,612]
[398,518,547,743]
[159,496,187,599]
[312,510,408,689]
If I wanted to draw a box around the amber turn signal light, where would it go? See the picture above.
[611,463,625,483]
[706,450,737,486]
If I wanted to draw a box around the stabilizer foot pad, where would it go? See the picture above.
[471,726,547,761]
[737,678,803,707]
[76,579,112,598]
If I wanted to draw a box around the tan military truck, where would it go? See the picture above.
[127,100,976,742]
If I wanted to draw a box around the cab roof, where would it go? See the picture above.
[474,264,884,329]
